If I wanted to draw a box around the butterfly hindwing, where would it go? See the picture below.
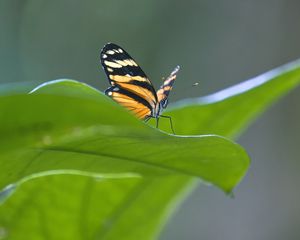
[157,65,180,108]
[101,43,157,119]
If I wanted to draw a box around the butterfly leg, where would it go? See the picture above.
[156,117,159,129]
[144,116,152,123]
[160,115,175,134]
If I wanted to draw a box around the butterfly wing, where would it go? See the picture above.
[101,43,158,119]
[156,66,180,108]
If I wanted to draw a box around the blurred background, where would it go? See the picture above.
[1,0,300,239]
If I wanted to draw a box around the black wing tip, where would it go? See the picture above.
[100,42,126,63]
[101,42,122,52]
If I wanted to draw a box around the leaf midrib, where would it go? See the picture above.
[37,147,197,177]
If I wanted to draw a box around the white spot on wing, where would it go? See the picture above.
[118,48,123,53]
[106,50,115,55]
[115,59,138,67]
[102,54,107,59]
[104,60,122,68]
[130,60,137,66]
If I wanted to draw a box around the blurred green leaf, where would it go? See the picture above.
[0,175,192,240]
[1,59,300,240]
[162,60,300,136]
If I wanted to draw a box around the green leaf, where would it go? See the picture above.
[0,78,249,239]
[1,59,300,240]
[0,79,249,194]
[0,175,193,240]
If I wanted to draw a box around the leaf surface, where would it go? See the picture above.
[1,59,300,239]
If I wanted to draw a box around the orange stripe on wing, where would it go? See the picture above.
[109,75,149,82]
[110,92,151,119]
[116,82,156,107]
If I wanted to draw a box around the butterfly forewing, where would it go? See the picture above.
[101,43,157,109]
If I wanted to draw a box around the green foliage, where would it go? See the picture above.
[0,60,300,239]
[0,80,248,193]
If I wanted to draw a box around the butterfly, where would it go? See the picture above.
[100,43,179,133]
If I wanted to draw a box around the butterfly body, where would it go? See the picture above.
[100,43,179,132]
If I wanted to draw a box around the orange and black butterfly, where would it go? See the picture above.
[100,43,179,133]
